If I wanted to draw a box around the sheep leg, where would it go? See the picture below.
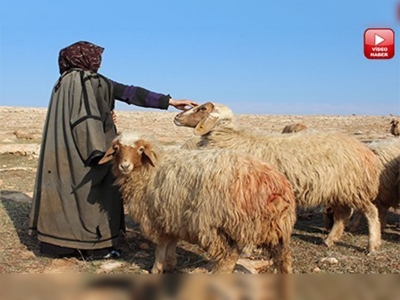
[212,248,240,274]
[377,205,389,229]
[324,206,352,247]
[209,231,240,274]
[323,206,334,231]
[151,239,170,274]
[347,210,362,232]
[361,202,381,253]
[164,240,177,271]
[269,239,292,274]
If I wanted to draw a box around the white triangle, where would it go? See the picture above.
[375,34,385,46]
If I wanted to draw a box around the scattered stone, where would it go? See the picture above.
[97,261,124,273]
[353,131,363,135]
[313,267,321,273]
[236,258,273,274]
[319,257,339,265]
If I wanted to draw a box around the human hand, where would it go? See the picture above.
[169,99,198,111]
[111,110,117,123]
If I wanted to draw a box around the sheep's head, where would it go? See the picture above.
[174,102,234,135]
[98,134,157,175]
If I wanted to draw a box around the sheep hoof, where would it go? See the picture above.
[151,266,163,274]
[323,239,334,248]
[367,244,380,255]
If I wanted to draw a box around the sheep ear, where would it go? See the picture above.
[99,144,119,164]
[139,144,157,167]
[203,102,215,111]
[194,115,219,135]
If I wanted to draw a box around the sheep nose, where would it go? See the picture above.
[174,115,181,125]
[120,162,132,173]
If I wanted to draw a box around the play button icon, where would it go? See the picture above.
[374,34,385,46]
[364,28,395,59]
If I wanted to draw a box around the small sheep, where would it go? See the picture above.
[13,130,34,140]
[99,132,296,274]
[390,119,400,137]
[281,123,307,134]
[174,102,382,253]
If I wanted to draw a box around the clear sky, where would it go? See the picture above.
[0,0,399,115]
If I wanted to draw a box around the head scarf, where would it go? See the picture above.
[58,41,104,74]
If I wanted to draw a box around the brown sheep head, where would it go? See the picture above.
[174,102,234,135]
[99,137,157,175]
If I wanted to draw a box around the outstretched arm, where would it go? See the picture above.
[111,80,170,109]
[110,79,197,111]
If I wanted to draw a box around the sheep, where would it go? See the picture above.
[13,130,34,140]
[390,119,400,137]
[361,140,400,228]
[324,139,400,231]
[99,132,297,274]
[174,102,382,253]
[281,123,307,134]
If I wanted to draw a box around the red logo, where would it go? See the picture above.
[364,28,395,59]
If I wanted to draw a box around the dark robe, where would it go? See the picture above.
[29,69,169,251]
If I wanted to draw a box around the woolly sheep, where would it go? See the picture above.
[281,123,307,134]
[325,139,400,230]
[174,102,382,253]
[362,140,400,227]
[390,119,400,137]
[99,132,296,274]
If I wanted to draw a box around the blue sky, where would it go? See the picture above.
[0,0,399,115]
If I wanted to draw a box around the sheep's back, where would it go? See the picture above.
[205,130,380,208]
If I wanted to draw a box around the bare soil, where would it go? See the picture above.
[0,106,398,274]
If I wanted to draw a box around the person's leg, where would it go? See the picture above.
[40,242,78,258]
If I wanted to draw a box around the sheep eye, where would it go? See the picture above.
[200,106,207,111]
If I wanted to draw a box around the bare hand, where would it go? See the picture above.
[111,110,117,124]
[169,99,198,111]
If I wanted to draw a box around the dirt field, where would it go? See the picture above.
[0,106,398,274]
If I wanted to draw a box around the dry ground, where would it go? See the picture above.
[0,106,398,274]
